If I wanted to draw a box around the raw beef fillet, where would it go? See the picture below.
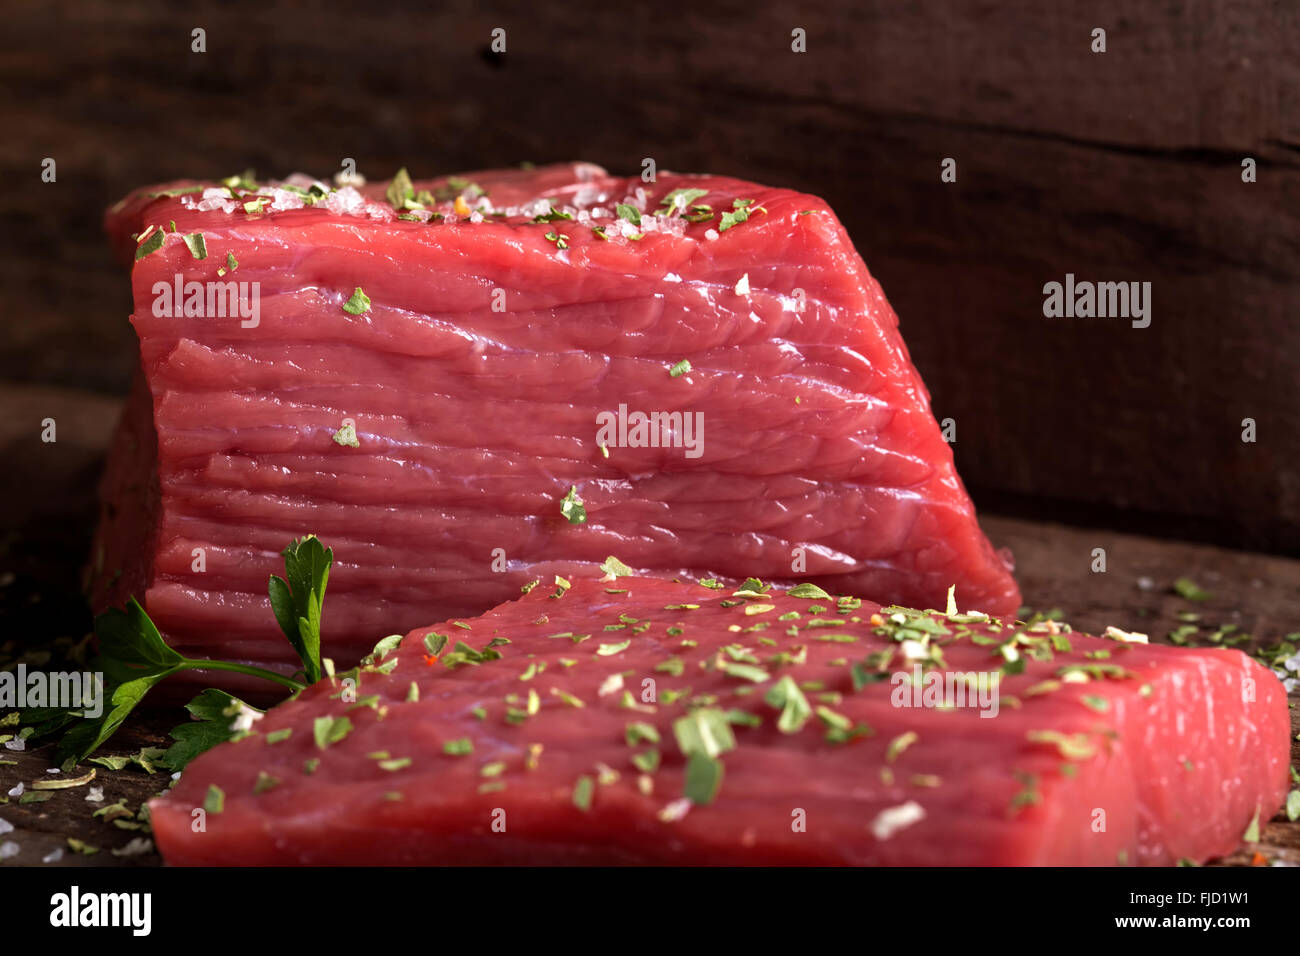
[149,574,1290,866]
[92,162,1019,681]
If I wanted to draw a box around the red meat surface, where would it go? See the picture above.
[92,162,1019,683]
[149,574,1289,865]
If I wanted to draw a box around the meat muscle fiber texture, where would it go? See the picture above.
[149,575,1290,866]
[93,162,1020,685]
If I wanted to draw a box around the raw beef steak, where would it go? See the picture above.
[93,162,1019,680]
[149,574,1289,865]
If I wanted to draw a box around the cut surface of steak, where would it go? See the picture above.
[149,575,1289,866]
[93,162,1019,679]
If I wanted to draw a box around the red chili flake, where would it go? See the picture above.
[1250,851,1269,866]
[423,654,439,667]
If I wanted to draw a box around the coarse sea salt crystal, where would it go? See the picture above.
[735,273,750,296]
[521,198,553,218]
[657,798,692,822]
[326,186,365,216]
[42,847,63,864]
[268,188,306,212]
[0,818,13,835]
[660,216,687,237]
[0,841,19,860]
[704,228,719,241]
[6,783,22,798]
[85,786,104,803]
[870,801,926,840]
[597,674,624,697]
[196,188,238,214]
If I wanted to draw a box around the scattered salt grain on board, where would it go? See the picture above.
[0,841,18,860]
[85,786,104,803]
[42,847,64,864]
[0,818,13,835]
[870,801,926,840]
[112,838,155,858]
[6,783,22,798]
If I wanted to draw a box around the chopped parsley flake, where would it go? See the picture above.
[560,485,587,524]
[312,715,352,750]
[683,753,723,805]
[673,708,736,759]
[626,722,661,745]
[204,784,225,814]
[572,775,595,812]
[342,287,371,315]
[718,197,765,232]
[764,675,812,733]
[134,229,165,260]
[786,583,832,600]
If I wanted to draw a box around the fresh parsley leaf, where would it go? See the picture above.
[160,689,260,773]
[268,536,331,684]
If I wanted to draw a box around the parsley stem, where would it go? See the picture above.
[176,659,305,692]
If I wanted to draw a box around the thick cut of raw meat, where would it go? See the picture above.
[149,574,1289,866]
[93,162,1019,681]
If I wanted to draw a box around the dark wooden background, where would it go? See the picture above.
[3,0,1298,553]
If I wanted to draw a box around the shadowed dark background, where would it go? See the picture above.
[2,0,1298,555]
